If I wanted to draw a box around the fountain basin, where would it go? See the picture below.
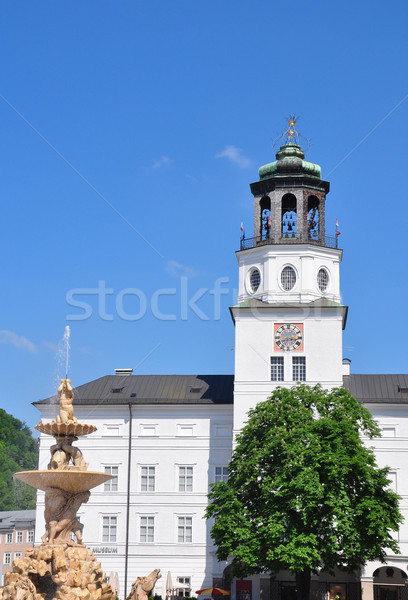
[35,422,97,437]
[14,470,113,492]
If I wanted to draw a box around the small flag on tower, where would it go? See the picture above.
[240,220,244,232]
[335,219,341,236]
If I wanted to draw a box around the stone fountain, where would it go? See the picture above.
[2,379,116,600]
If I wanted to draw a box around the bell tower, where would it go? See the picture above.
[231,117,347,434]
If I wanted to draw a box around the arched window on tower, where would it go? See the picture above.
[281,193,297,238]
[307,196,319,240]
[260,196,271,240]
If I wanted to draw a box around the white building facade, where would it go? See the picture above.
[34,138,408,600]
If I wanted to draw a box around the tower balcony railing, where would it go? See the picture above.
[239,232,339,251]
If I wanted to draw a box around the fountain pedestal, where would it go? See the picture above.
[2,379,116,600]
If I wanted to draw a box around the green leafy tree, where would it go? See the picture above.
[0,409,38,510]
[206,385,402,600]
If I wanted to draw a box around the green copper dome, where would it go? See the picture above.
[258,143,321,180]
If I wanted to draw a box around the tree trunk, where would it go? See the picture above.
[296,568,311,600]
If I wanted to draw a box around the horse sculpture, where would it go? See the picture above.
[129,569,161,600]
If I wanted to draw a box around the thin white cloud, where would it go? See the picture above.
[151,155,173,169]
[166,259,198,278]
[43,340,58,352]
[215,145,252,168]
[0,330,37,353]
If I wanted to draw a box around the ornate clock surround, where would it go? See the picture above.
[274,323,304,352]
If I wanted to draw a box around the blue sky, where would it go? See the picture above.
[1,1,407,430]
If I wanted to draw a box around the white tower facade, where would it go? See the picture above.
[232,132,347,435]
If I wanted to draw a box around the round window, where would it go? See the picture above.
[249,268,261,293]
[317,268,329,292]
[281,266,296,291]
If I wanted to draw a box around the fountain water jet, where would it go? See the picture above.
[63,326,70,380]
[3,379,116,600]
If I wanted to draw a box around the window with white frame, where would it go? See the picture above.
[292,356,306,381]
[16,531,23,543]
[14,552,22,559]
[103,424,120,436]
[141,466,155,492]
[381,426,396,438]
[271,356,284,381]
[215,466,229,483]
[388,471,397,493]
[27,530,34,543]
[104,466,119,491]
[140,424,157,436]
[140,516,155,543]
[177,424,194,436]
[6,533,12,544]
[249,268,261,294]
[102,516,117,542]
[4,553,11,565]
[317,268,329,293]
[179,466,193,492]
[178,517,192,543]
[281,266,296,291]
[176,577,191,597]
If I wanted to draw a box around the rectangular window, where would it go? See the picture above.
[103,424,120,436]
[176,577,191,597]
[215,466,229,483]
[178,517,192,543]
[381,426,396,438]
[102,516,117,542]
[388,472,397,493]
[140,516,155,543]
[6,533,12,544]
[177,424,194,436]
[271,357,284,381]
[292,356,306,381]
[104,466,119,492]
[4,553,11,565]
[179,466,193,492]
[141,466,155,492]
[16,531,23,543]
[14,553,22,559]
[140,424,157,436]
[27,531,34,543]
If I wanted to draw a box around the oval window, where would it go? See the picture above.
[281,266,296,291]
[249,268,261,293]
[317,268,329,292]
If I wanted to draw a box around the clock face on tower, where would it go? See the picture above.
[274,323,304,352]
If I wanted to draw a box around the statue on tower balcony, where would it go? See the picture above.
[262,209,271,241]
[264,218,271,239]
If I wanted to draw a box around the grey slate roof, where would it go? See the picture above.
[0,510,36,531]
[34,375,234,407]
[343,374,408,404]
[34,373,408,408]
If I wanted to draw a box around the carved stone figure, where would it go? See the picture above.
[3,544,115,600]
[56,379,77,424]
[129,570,161,600]
[1,575,37,600]
[49,436,88,471]
[6,376,115,600]
[49,442,69,469]
[41,488,90,545]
